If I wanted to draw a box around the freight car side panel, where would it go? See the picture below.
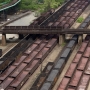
[69,70,83,87]
[25,60,39,74]
[0,66,16,81]
[13,55,27,66]
[65,63,77,77]
[23,51,38,63]
[57,77,70,90]
[10,63,27,78]
[1,77,14,90]
[24,44,38,54]
[46,69,59,82]
[85,61,90,75]
[83,47,90,58]
[60,48,71,59]
[54,59,65,69]
[77,74,89,90]
[10,71,29,90]
[40,82,51,90]
[72,53,82,63]
[78,42,88,53]
[77,57,88,70]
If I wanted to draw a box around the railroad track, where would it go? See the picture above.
[0,6,56,90]
[0,6,54,73]
[41,0,89,29]
[30,3,90,90]
[30,35,78,90]
[0,0,90,90]
[0,34,58,90]
[56,13,90,90]
[57,35,90,90]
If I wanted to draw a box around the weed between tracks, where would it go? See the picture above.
[61,42,66,46]
[77,17,84,23]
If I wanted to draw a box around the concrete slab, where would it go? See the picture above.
[7,12,37,26]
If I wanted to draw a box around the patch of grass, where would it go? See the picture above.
[77,17,84,23]
[61,42,66,46]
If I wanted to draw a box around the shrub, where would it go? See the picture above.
[19,0,66,12]
[77,17,84,23]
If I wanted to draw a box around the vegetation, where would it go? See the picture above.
[0,0,65,15]
[19,0,65,13]
[0,0,11,7]
[61,42,66,46]
[0,0,11,4]
[77,17,84,23]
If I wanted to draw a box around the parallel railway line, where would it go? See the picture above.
[0,0,90,90]
[0,34,58,90]
[57,35,90,90]
[30,5,90,90]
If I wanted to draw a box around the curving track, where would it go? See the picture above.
[0,0,21,11]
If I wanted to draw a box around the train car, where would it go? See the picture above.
[57,77,70,90]
[40,69,60,90]
[72,53,82,63]
[0,65,16,81]
[65,63,77,78]
[0,35,34,73]
[10,63,27,78]
[46,38,57,51]
[40,35,78,90]
[57,16,65,22]
[9,71,30,90]
[30,62,54,90]
[77,74,89,90]
[78,41,88,53]
[0,57,15,73]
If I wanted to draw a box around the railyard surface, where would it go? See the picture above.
[21,44,63,90]
[0,3,90,90]
[53,4,90,90]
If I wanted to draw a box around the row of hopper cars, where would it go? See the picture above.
[57,35,90,90]
[30,35,78,90]
[47,0,89,29]
[0,34,58,90]
[0,34,34,73]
